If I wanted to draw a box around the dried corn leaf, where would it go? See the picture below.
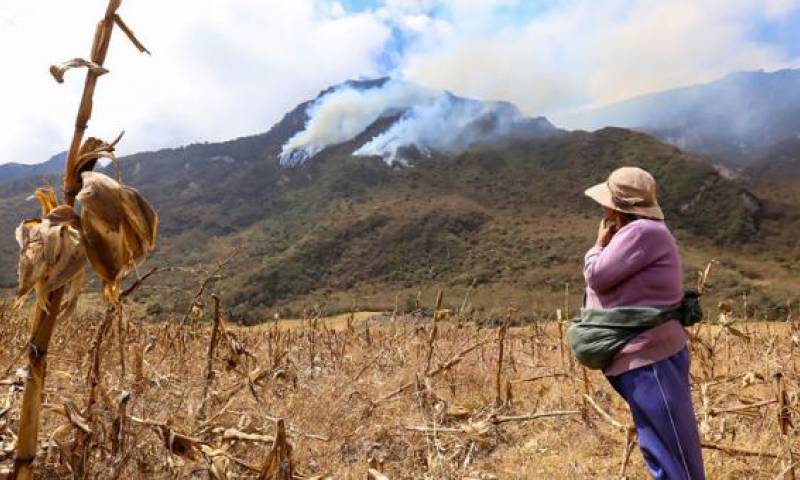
[446,405,471,420]
[209,455,229,480]
[113,15,151,54]
[158,425,198,460]
[223,428,274,443]
[77,171,158,302]
[110,391,131,459]
[59,266,86,322]
[51,205,85,319]
[63,401,91,435]
[72,133,124,186]
[119,184,159,255]
[46,205,81,229]
[697,260,715,294]
[47,423,73,472]
[50,58,108,84]
[724,325,750,341]
[200,445,230,480]
[14,220,48,309]
[14,205,86,312]
[259,419,293,480]
[461,420,494,440]
[368,469,390,480]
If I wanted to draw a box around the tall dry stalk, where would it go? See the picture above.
[424,290,443,374]
[68,303,116,477]
[12,2,150,478]
[775,372,795,480]
[13,287,66,479]
[494,311,510,407]
[200,294,224,419]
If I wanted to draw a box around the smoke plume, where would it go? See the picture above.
[279,80,433,165]
[280,78,555,165]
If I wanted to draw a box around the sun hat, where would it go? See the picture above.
[584,166,664,220]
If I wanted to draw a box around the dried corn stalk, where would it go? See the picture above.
[77,171,158,302]
[13,2,151,478]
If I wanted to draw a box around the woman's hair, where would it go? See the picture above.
[618,211,643,224]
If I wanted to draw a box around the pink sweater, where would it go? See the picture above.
[583,219,688,376]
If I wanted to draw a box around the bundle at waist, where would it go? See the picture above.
[566,305,683,370]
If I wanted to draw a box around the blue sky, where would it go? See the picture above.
[1,0,799,165]
[341,0,800,59]
[753,6,800,56]
[339,0,382,12]
[340,0,555,20]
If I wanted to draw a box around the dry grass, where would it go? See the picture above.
[0,297,796,479]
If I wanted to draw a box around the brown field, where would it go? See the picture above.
[0,298,797,479]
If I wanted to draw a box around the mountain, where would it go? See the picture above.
[557,69,800,167]
[0,152,65,184]
[278,77,559,166]
[0,79,796,322]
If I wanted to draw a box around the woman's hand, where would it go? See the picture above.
[596,218,617,247]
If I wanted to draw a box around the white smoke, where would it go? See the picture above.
[280,78,552,165]
[279,80,434,165]
[354,94,535,163]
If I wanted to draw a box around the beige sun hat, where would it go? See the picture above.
[584,166,664,220]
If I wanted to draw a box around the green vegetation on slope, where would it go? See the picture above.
[0,112,795,322]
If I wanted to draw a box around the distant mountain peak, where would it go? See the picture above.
[0,151,65,184]
[556,68,800,167]
[316,77,391,99]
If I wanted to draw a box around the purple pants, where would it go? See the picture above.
[607,347,705,479]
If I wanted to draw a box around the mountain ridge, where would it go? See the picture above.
[0,152,65,184]
[557,68,800,167]
[0,78,796,322]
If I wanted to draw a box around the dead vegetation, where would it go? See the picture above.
[0,289,796,479]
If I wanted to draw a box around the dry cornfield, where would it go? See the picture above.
[0,290,796,479]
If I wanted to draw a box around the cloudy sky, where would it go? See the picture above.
[1,0,799,165]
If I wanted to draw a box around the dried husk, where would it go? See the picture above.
[63,134,125,205]
[77,171,158,302]
[14,204,86,313]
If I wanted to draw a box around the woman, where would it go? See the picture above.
[582,166,705,479]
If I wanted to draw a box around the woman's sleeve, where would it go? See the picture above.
[583,225,652,294]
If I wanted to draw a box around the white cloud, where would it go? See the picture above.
[401,0,800,119]
[2,0,800,165]
[0,0,390,165]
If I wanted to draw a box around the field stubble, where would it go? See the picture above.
[0,297,796,479]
